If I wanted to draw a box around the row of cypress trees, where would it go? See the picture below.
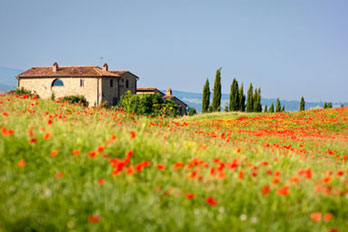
[202,69,262,113]
[202,68,308,113]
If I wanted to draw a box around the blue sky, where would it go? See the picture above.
[0,0,347,102]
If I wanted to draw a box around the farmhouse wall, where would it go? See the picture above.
[119,73,137,96]
[19,77,100,106]
[102,78,119,106]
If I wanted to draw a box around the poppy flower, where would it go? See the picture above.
[186,193,194,199]
[72,149,80,156]
[88,151,97,157]
[310,212,321,221]
[324,213,333,222]
[18,159,26,167]
[55,171,64,178]
[44,132,51,140]
[206,196,218,206]
[98,179,105,185]
[277,186,289,196]
[88,215,100,223]
[29,138,37,144]
[130,131,136,139]
[157,164,166,171]
[262,186,270,195]
[51,150,59,157]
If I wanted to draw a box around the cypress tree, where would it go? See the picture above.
[229,78,239,111]
[281,105,285,112]
[202,78,210,113]
[269,103,274,113]
[328,102,332,108]
[299,97,305,111]
[239,83,246,112]
[246,83,254,112]
[275,98,281,112]
[212,68,222,112]
[256,88,262,112]
[323,102,327,109]
[264,105,268,113]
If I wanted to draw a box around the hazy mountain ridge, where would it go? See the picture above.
[0,66,22,92]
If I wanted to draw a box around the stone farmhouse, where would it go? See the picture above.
[16,63,188,114]
[16,62,138,106]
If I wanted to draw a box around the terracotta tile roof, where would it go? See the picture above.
[110,71,140,80]
[137,87,158,91]
[17,66,120,78]
[163,95,188,107]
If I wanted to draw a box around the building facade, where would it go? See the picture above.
[16,63,138,106]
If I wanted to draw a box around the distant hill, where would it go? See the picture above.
[162,89,348,112]
[0,66,22,93]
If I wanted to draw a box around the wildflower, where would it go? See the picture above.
[97,146,104,153]
[98,179,105,185]
[262,186,270,195]
[310,212,321,221]
[44,132,51,140]
[324,213,333,222]
[72,149,80,156]
[157,164,166,171]
[238,170,244,179]
[130,131,136,139]
[51,150,59,157]
[186,193,194,199]
[206,196,218,206]
[55,171,64,178]
[48,119,53,125]
[29,138,37,144]
[173,161,184,170]
[127,166,134,175]
[1,127,7,136]
[88,151,97,157]
[88,215,100,223]
[2,112,9,117]
[126,150,133,158]
[18,159,26,167]
[277,186,289,196]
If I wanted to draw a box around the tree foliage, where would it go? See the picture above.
[299,97,305,111]
[118,91,178,117]
[229,78,239,111]
[238,83,246,112]
[276,98,281,112]
[212,68,222,112]
[202,78,210,113]
[246,83,254,112]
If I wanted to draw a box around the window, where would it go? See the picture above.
[80,79,85,87]
[110,79,113,87]
[126,80,129,88]
[52,79,64,86]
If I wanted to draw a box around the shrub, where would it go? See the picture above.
[188,107,197,116]
[8,88,39,98]
[118,91,179,117]
[61,95,88,107]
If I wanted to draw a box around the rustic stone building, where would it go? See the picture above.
[137,87,188,115]
[16,62,139,106]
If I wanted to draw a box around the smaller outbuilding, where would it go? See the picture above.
[137,88,188,115]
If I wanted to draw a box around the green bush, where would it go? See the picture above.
[8,88,39,98]
[188,107,197,116]
[61,95,88,107]
[118,91,178,117]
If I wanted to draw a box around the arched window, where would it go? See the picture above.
[52,79,64,87]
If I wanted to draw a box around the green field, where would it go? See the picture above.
[1,93,348,232]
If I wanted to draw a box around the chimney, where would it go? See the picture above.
[166,88,172,96]
[103,63,108,71]
[53,62,59,72]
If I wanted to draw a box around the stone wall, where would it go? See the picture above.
[102,78,119,106]
[119,73,137,97]
[19,77,99,106]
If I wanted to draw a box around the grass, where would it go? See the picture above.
[0,93,348,232]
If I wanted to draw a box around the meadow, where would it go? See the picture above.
[0,93,348,232]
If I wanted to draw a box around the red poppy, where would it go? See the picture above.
[130,131,136,139]
[18,159,26,167]
[324,213,333,222]
[157,164,166,171]
[310,212,321,221]
[88,215,100,223]
[277,186,289,196]
[51,150,59,157]
[72,149,80,156]
[262,186,270,195]
[44,132,51,140]
[98,179,105,185]
[186,193,194,199]
[29,138,37,144]
[206,196,218,206]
